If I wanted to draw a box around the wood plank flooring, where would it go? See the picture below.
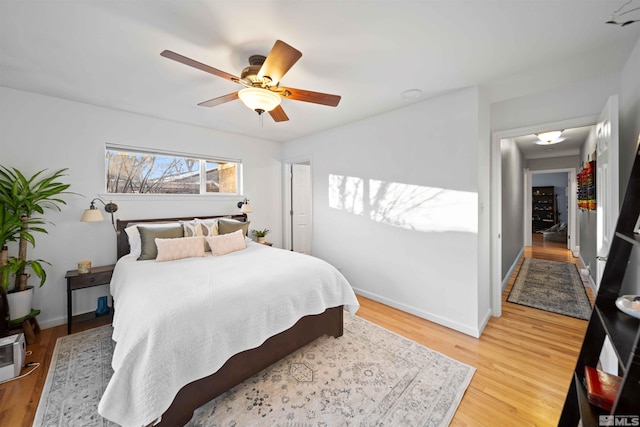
[0,236,592,426]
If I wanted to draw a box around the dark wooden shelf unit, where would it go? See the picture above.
[559,148,640,424]
[532,186,557,232]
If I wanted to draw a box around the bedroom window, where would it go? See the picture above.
[105,146,240,195]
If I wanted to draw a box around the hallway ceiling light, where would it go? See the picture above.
[535,130,565,145]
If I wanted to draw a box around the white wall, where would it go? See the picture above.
[283,87,487,337]
[0,87,282,328]
[491,72,620,133]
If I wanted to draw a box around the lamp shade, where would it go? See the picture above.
[238,87,281,113]
[81,208,104,222]
[240,202,253,214]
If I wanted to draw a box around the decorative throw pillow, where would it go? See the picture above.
[137,224,184,260]
[181,219,219,238]
[205,229,246,256]
[182,219,221,251]
[155,236,206,262]
[217,219,250,236]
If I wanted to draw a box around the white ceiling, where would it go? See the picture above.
[1,1,639,143]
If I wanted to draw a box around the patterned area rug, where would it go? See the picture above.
[34,315,475,427]
[507,258,592,320]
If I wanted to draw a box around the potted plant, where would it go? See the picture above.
[0,205,24,332]
[251,228,270,244]
[0,166,72,323]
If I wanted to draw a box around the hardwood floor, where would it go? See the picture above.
[0,236,592,426]
[357,235,593,426]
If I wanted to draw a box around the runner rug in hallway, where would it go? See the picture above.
[33,314,475,427]
[507,258,592,320]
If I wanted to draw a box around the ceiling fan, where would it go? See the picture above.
[161,40,341,122]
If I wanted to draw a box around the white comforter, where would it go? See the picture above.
[98,242,359,427]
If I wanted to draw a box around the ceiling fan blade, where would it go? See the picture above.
[269,105,289,122]
[257,40,302,85]
[281,87,341,107]
[161,50,240,83]
[198,92,239,107]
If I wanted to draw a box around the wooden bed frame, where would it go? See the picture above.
[115,214,344,426]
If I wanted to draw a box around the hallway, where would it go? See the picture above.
[508,233,595,308]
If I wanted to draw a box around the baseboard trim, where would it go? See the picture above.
[502,247,524,292]
[578,254,598,293]
[353,288,482,338]
[38,315,66,330]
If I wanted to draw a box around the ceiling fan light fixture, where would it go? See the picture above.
[238,87,281,113]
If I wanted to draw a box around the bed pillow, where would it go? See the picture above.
[138,224,184,260]
[217,219,250,236]
[205,229,246,256]
[155,236,206,262]
[125,222,181,258]
[124,224,142,258]
[182,219,220,252]
[181,219,220,238]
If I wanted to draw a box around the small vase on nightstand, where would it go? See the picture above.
[257,237,265,244]
[96,296,110,316]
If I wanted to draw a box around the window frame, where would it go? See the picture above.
[104,143,243,198]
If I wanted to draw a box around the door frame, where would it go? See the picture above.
[491,114,599,317]
[525,168,577,251]
[282,156,313,252]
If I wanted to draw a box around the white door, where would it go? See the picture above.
[596,95,619,289]
[291,163,312,254]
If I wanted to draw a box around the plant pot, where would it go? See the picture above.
[7,286,33,321]
[0,288,9,336]
[257,237,265,244]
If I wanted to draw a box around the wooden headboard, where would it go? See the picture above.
[116,213,248,260]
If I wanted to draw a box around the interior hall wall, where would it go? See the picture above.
[500,138,525,280]
[578,128,598,280]
[0,87,283,327]
[282,87,487,337]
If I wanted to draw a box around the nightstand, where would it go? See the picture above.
[258,241,273,247]
[65,264,114,334]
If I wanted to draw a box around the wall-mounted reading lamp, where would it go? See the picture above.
[237,198,252,214]
[81,198,119,232]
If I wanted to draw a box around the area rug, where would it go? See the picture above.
[33,315,475,427]
[507,258,592,320]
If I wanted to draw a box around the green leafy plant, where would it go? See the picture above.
[1,257,50,293]
[251,228,270,238]
[0,166,73,292]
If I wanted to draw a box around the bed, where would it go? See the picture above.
[98,214,360,426]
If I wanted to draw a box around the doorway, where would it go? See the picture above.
[525,169,575,252]
[491,115,601,317]
[492,96,619,317]
[283,159,313,254]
